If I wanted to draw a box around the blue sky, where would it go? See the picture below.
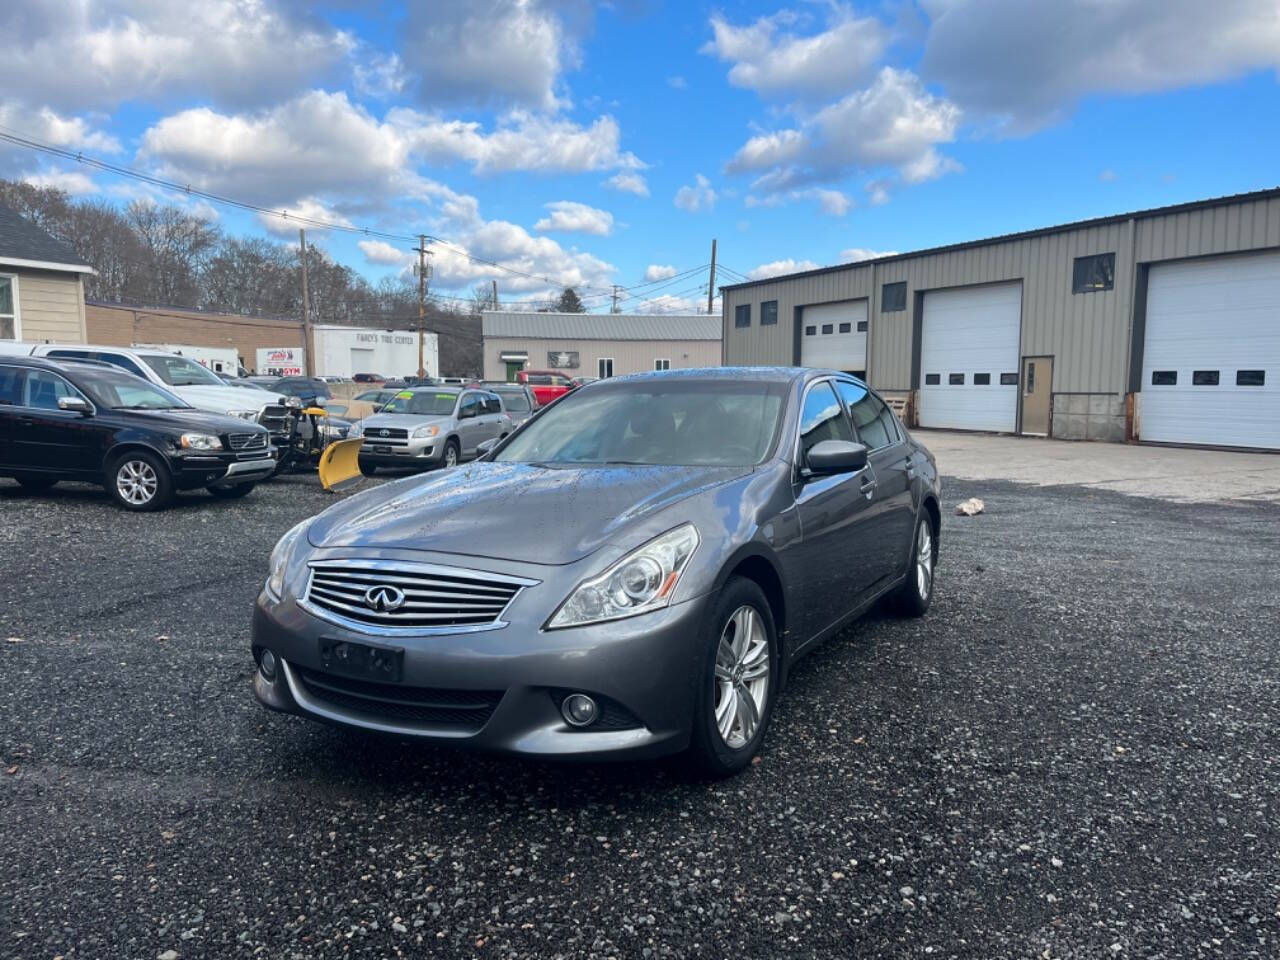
[1,1,1278,314]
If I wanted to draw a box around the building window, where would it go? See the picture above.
[1000,372,1019,386]
[949,373,965,385]
[821,324,833,335]
[838,322,851,334]
[856,320,868,332]
[760,301,778,326]
[881,281,906,313]
[1072,253,1115,293]
[1237,370,1265,386]
[0,275,17,339]
[1192,370,1219,386]
[598,358,614,378]
[734,304,751,328]
[804,325,817,336]
[654,358,671,371]
[1151,370,1177,385]
[925,373,941,386]
[973,373,991,385]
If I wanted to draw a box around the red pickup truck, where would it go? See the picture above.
[516,369,573,407]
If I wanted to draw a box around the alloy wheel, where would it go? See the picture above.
[916,522,934,600]
[444,445,458,467]
[713,605,771,749]
[117,459,158,505]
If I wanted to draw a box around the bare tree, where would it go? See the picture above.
[126,200,220,306]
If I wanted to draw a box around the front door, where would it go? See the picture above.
[13,368,102,475]
[505,362,522,382]
[1021,356,1053,435]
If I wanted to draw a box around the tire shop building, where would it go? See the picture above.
[481,311,722,381]
[721,188,1280,450]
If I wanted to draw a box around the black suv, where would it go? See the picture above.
[0,356,273,511]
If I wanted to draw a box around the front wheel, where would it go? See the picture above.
[207,482,256,500]
[892,512,936,616]
[687,577,779,777]
[442,439,460,468]
[106,451,173,511]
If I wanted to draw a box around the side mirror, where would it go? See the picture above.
[476,437,500,457]
[805,439,868,476]
[57,396,92,416]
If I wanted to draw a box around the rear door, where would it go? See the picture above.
[836,380,916,586]
[0,365,23,469]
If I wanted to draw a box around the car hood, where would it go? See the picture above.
[170,383,281,413]
[307,460,750,564]
[110,408,266,435]
[359,412,450,431]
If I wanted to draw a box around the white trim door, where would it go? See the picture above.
[1141,250,1279,449]
[919,282,1021,432]
[0,273,20,340]
[800,300,867,373]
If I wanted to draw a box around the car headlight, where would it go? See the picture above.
[412,424,440,439]
[265,519,309,601]
[348,422,363,438]
[179,432,223,451]
[319,422,348,439]
[547,523,699,629]
[284,396,302,409]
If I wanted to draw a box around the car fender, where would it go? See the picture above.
[103,437,174,475]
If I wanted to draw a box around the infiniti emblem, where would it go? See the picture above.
[364,585,406,612]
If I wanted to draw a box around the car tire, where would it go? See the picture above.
[892,511,936,617]
[13,473,58,492]
[443,439,460,468]
[686,576,779,778]
[359,462,377,477]
[106,450,173,512]
[206,482,256,500]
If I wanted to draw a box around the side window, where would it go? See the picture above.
[93,352,147,379]
[485,393,502,414]
[23,369,78,410]
[459,394,481,417]
[836,380,895,450]
[798,381,853,462]
[0,367,23,405]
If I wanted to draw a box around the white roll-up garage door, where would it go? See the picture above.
[800,300,867,374]
[1140,251,1279,450]
[918,282,1022,431]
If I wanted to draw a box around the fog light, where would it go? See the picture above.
[259,649,278,681]
[561,693,598,727]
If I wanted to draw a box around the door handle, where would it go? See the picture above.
[859,476,877,500]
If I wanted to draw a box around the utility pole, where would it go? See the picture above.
[612,285,622,314]
[491,278,499,310]
[416,235,429,380]
[299,229,315,376]
[707,238,717,315]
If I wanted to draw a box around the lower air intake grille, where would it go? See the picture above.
[296,667,502,729]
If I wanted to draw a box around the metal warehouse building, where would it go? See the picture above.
[722,188,1280,450]
[482,311,721,381]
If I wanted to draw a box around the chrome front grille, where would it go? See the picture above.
[228,432,267,451]
[302,560,537,633]
[258,404,290,435]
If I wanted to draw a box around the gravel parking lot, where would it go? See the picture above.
[2,470,1278,959]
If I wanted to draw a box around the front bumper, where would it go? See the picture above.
[357,437,443,467]
[251,585,708,760]
[171,451,275,489]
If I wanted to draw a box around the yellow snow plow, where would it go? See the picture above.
[318,437,365,492]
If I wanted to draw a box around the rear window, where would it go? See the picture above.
[496,390,530,411]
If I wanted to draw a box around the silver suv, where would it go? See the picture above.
[351,386,512,473]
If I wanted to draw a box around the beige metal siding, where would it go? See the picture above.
[483,337,721,381]
[724,192,1280,401]
[12,269,86,342]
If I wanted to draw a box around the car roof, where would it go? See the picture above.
[603,365,805,386]
[0,354,68,371]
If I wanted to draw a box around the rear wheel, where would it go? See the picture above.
[106,450,173,512]
[687,577,778,777]
[13,474,57,492]
[892,512,936,616]
[207,482,256,500]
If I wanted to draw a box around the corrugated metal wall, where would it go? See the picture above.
[483,337,722,380]
[724,192,1280,398]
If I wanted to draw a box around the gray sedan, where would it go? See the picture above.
[252,368,941,775]
[349,386,512,473]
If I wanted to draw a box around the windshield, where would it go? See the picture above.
[141,355,225,387]
[495,389,530,412]
[380,390,459,416]
[77,368,190,410]
[495,380,786,466]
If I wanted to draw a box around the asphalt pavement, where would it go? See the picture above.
[1,469,1278,959]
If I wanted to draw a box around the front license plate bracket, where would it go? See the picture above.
[319,638,404,683]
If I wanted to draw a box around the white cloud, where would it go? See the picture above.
[1099,168,1118,182]
[354,53,408,99]
[0,103,120,153]
[605,171,649,196]
[865,179,892,206]
[359,239,414,267]
[257,197,354,237]
[839,247,897,262]
[674,174,717,213]
[702,7,888,98]
[644,264,679,282]
[22,169,99,194]
[727,68,962,196]
[745,186,850,215]
[920,0,1280,130]
[402,0,587,111]
[0,0,353,113]
[396,109,645,175]
[748,258,822,280]
[534,200,614,236]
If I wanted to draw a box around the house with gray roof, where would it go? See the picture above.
[0,201,93,344]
